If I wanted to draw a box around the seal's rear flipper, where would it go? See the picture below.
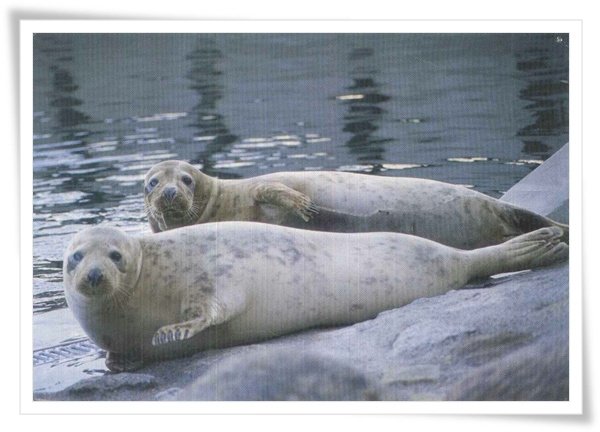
[502,205,569,245]
[501,226,568,270]
[470,227,568,279]
[553,221,569,244]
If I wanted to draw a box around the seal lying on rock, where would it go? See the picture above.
[143,160,568,249]
[63,222,568,372]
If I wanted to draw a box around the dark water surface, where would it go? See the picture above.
[32,33,568,392]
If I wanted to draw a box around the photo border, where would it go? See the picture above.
[20,19,583,415]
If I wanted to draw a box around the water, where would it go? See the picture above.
[32,33,569,392]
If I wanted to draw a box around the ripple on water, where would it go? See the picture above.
[192,135,217,142]
[122,132,159,141]
[33,133,52,140]
[33,177,69,190]
[337,164,374,173]
[98,174,146,183]
[33,140,83,151]
[447,157,493,163]
[62,167,110,176]
[33,153,84,169]
[447,157,543,166]
[212,161,256,169]
[132,112,188,122]
[118,162,165,172]
[234,142,279,149]
[504,159,544,166]
[306,137,332,143]
[382,163,426,170]
[337,163,428,174]
[34,190,91,207]
[88,141,118,152]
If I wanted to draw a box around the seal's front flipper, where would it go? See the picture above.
[253,182,318,222]
[106,351,144,372]
[151,317,210,346]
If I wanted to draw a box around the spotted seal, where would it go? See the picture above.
[143,160,568,249]
[63,223,568,371]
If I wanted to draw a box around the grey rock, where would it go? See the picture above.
[501,142,569,223]
[155,387,183,401]
[177,349,379,401]
[446,333,569,401]
[35,373,158,401]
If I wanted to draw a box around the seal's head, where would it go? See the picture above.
[144,160,215,232]
[63,226,142,307]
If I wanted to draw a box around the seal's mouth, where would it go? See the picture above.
[76,281,112,298]
[152,196,195,223]
[154,193,188,209]
[161,207,188,219]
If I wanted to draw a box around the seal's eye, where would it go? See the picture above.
[145,178,159,195]
[67,251,84,272]
[182,175,193,186]
[109,251,122,263]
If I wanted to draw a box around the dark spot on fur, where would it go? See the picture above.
[194,272,211,286]
[215,264,233,277]
[283,245,302,264]
[363,276,378,285]
[232,248,247,259]
[201,285,215,294]
[163,249,172,259]
[350,304,364,312]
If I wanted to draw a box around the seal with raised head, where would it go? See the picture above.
[63,222,568,372]
[143,160,568,249]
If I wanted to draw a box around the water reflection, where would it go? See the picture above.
[515,35,569,159]
[33,35,101,217]
[339,47,392,166]
[49,65,91,128]
[37,34,92,135]
[186,39,239,178]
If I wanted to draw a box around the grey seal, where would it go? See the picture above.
[63,222,568,372]
[144,160,568,249]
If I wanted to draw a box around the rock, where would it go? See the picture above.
[501,142,569,223]
[446,333,569,401]
[35,373,158,401]
[177,348,379,401]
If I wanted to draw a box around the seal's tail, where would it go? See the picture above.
[470,226,568,279]
[502,204,569,245]
[552,221,569,244]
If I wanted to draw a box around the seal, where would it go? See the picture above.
[63,222,568,372]
[143,160,568,249]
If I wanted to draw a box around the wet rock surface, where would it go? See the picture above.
[34,144,570,402]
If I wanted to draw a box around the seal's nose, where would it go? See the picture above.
[87,268,104,287]
[163,187,177,202]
